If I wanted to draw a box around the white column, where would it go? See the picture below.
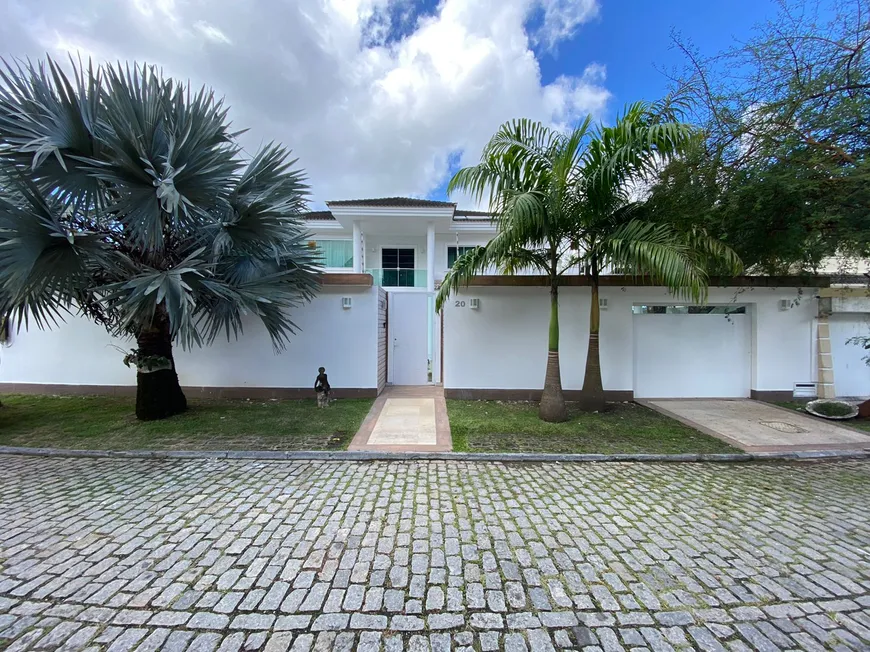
[352,221,362,273]
[426,222,436,292]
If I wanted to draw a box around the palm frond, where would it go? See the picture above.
[497,247,551,276]
[580,102,699,207]
[602,219,727,302]
[99,248,210,349]
[0,177,117,329]
[195,258,319,350]
[91,61,240,252]
[685,227,744,276]
[0,56,320,355]
[435,246,492,312]
[205,143,310,258]
[0,56,105,212]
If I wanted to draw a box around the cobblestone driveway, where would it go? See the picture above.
[1,457,868,652]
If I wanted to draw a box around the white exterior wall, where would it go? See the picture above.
[633,313,751,398]
[443,286,598,391]
[829,314,870,397]
[443,285,819,396]
[750,289,817,391]
[0,286,379,390]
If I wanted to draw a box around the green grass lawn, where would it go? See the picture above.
[0,394,374,451]
[776,400,870,432]
[447,400,740,454]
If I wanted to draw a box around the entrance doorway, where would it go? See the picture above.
[388,292,430,385]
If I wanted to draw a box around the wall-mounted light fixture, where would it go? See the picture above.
[599,298,608,311]
[342,297,352,309]
[469,298,480,310]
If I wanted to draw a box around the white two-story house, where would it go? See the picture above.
[1,196,868,401]
[303,197,497,388]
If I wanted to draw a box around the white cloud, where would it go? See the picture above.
[534,0,600,50]
[193,21,232,45]
[1,0,611,206]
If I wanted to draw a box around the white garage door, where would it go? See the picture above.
[633,307,751,398]
[829,315,870,398]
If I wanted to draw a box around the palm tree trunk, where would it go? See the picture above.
[135,304,188,421]
[578,275,606,412]
[539,283,568,422]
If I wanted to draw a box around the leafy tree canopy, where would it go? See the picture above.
[645,0,870,274]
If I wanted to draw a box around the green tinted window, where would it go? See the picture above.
[310,240,353,268]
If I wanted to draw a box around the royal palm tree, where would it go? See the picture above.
[0,58,320,420]
[437,119,593,422]
[568,101,742,410]
[438,101,742,420]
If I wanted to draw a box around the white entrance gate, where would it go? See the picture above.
[389,292,430,385]
[633,311,751,398]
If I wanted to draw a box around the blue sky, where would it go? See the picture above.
[538,0,778,114]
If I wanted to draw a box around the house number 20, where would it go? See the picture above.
[454,300,466,307]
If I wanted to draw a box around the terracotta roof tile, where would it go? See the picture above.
[302,210,335,220]
[453,209,494,222]
[326,197,455,208]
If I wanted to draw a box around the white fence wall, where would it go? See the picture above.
[0,286,379,391]
[443,285,819,396]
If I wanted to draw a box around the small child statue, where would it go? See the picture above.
[314,366,331,408]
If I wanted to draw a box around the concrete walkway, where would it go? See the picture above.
[349,385,452,452]
[644,398,870,453]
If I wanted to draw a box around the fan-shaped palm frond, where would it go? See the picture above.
[0,57,105,212]
[0,177,120,328]
[205,143,310,258]
[87,62,240,252]
[0,56,320,420]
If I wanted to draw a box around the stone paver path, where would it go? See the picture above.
[1,456,869,651]
[350,386,452,452]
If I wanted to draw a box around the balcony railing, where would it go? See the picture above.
[366,269,427,288]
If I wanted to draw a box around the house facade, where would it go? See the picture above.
[1,197,869,401]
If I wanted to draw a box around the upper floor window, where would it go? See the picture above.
[381,248,416,287]
[309,240,353,268]
[447,246,476,268]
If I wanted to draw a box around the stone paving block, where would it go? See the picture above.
[428,613,465,630]
[0,457,868,652]
[350,613,388,630]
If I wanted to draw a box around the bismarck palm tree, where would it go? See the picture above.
[0,58,320,420]
[438,100,742,420]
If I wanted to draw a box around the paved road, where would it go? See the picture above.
[0,456,868,651]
